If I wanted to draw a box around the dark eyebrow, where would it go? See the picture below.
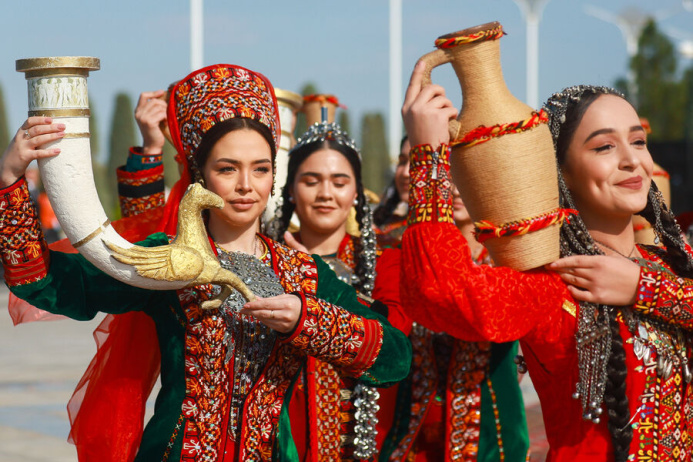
[583,128,614,144]
[214,158,271,165]
[583,125,646,145]
[298,172,352,180]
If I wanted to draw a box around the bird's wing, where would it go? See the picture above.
[105,241,204,282]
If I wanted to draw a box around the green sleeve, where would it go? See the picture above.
[313,255,412,387]
[10,233,177,321]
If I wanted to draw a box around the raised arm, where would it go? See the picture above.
[116,91,169,218]
[398,62,568,343]
[400,144,568,343]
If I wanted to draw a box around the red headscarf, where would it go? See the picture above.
[159,63,280,236]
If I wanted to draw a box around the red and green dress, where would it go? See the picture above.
[288,232,383,461]
[0,177,411,462]
[399,143,693,461]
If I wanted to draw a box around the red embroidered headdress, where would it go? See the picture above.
[161,64,280,235]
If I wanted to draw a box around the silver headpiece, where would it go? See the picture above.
[292,122,361,159]
[543,85,623,148]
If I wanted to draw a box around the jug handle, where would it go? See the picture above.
[419,49,461,141]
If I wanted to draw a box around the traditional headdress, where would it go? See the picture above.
[292,121,360,157]
[160,64,280,235]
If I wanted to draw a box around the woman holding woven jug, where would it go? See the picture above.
[0,62,411,462]
[398,21,693,462]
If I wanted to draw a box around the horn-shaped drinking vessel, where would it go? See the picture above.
[16,57,254,302]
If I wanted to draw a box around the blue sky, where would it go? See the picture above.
[1,0,692,156]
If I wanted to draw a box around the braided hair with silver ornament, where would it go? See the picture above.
[544,85,693,462]
[268,121,380,458]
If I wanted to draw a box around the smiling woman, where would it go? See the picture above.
[398,59,693,462]
[0,63,410,462]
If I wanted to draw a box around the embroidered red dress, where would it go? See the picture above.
[288,232,380,461]
[399,144,693,461]
[373,246,529,462]
[0,177,411,462]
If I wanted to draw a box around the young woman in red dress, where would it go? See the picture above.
[398,61,693,461]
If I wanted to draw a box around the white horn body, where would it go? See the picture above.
[17,57,186,291]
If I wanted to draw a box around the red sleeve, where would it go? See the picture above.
[372,248,413,335]
[634,249,693,331]
[116,147,165,218]
[0,177,50,287]
[400,143,569,343]
[401,223,568,342]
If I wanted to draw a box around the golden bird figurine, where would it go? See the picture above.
[106,183,256,309]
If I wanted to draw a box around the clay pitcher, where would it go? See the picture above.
[419,21,560,270]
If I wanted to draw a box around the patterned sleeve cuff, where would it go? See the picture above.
[117,152,165,218]
[284,294,384,377]
[0,177,49,287]
[407,143,453,226]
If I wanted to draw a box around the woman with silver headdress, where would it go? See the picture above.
[397,62,693,461]
[0,64,411,462]
[267,121,383,460]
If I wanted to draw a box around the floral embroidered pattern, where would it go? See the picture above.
[171,65,280,159]
[288,295,382,376]
[634,250,693,330]
[407,144,453,225]
[0,178,49,286]
[314,360,343,460]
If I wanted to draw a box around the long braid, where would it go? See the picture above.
[636,182,693,277]
[558,170,633,454]
[603,308,631,462]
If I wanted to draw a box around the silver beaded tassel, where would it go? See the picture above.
[352,384,380,459]
[572,304,612,423]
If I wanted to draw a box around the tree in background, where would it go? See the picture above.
[107,92,137,218]
[629,19,686,141]
[163,141,181,189]
[0,83,10,152]
[684,65,693,144]
[294,82,319,139]
[360,112,391,195]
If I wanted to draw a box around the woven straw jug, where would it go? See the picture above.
[420,22,559,270]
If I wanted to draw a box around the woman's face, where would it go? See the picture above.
[291,148,358,236]
[201,128,274,230]
[451,185,471,226]
[562,94,653,224]
[394,138,411,203]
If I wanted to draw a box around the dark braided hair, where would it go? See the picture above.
[271,138,374,294]
[549,87,693,459]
